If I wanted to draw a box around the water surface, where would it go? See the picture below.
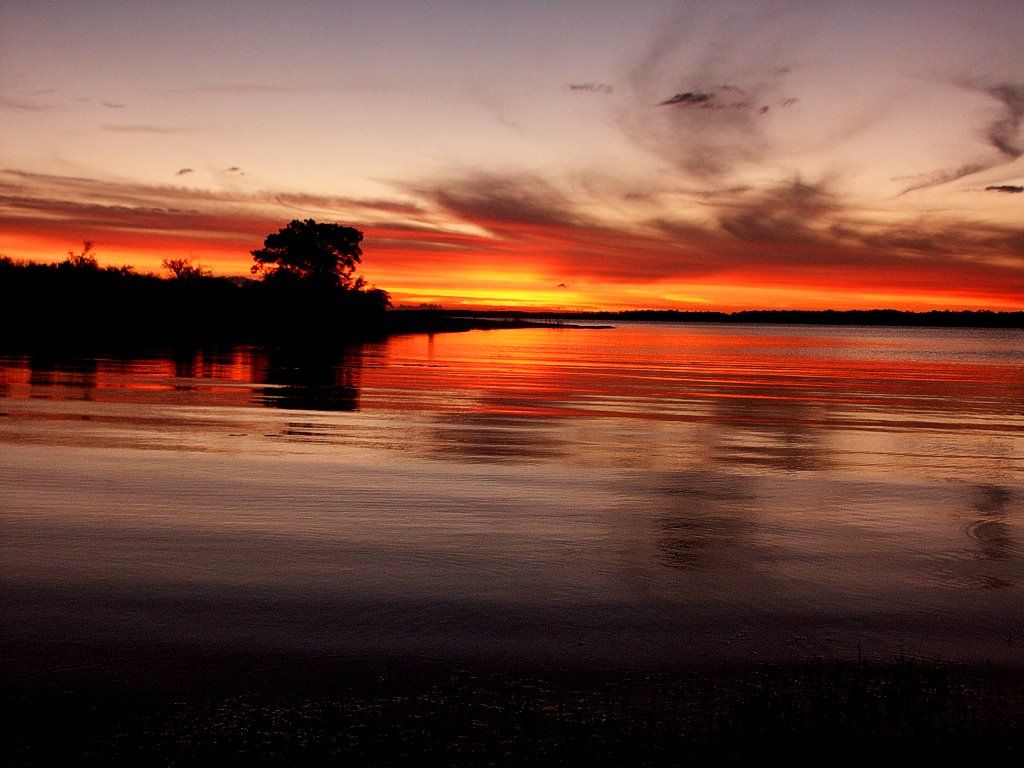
[2,324,1023,673]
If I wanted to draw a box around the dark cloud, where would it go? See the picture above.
[568,82,613,94]
[715,179,838,244]
[223,166,245,175]
[985,84,1024,159]
[985,184,1024,193]
[101,124,185,134]
[413,173,582,232]
[404,171,1019,295]
[175,168,194,176]
[398,168,1023,296]
[657,86,766,110]
[902,83,1024,193]
[657,90,714,107]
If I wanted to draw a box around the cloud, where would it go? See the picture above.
[0,95,56,112]
[2,166,1021,306]
[0,169,454,264]
[985,184,1024,193]
[175,168,194,176]
[223,166,245,175]
[902,83,1024,193]
[568,82,613,94]
[656,86,767,109]
[100,101,126,109]
[167,83,298,95]
[413,173,582,232]
[273,192,425,216]
[657,90,714,107]
[715,179,838,244]
[101,124,185,134]
[985,84,1024,158]
[619,16,798,181]
[405,171,1024,301]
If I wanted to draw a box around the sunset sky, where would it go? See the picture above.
[2,0,1022,310]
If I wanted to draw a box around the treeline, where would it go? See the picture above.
[0,255,391,349]
[462,308,1024,328]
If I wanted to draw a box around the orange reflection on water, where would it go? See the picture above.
[0,323,1022,669]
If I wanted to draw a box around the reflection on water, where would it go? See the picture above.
[257,346,367,412]
[428,411,565,462]
[28,354,98,397]
[1,324,1022,671]
[708,395,829,472]
[649,471,758,572]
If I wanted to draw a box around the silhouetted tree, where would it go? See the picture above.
[163,257,209,279]
[61,241,99,270]
[250,219,366,289]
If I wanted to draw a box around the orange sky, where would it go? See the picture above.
[1,1,1022,311]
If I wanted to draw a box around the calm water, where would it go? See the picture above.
[2,324,1023,673]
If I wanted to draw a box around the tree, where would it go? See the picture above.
[62,240,99,270]
[163,257,209,279]
[250,219,366,289]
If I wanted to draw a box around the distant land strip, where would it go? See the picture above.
[449,308,1024,329]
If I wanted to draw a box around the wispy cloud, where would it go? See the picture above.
[0,169,449,263]
[167,83,298,95]
[101,124,186,134]
[657,90,714,107]
[0,95,57,112]
[986,184,1024,193]
[413,173,582,232]
[619,11,800,181]
[175,168,194,176]
[404,170,1024,299]
[100,101,126,109]
[568,82,613,94]
[902,83,1024,193]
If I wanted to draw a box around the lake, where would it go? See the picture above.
[2,323,1023,678]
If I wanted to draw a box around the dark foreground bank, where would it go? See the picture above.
[5,654,1023,765]
[4,257,1021,352]
[1,256,579,348]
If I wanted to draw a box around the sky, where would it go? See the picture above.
[1,0,1022,311]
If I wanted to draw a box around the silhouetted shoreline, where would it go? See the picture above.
[457,308,1024,328]
[0,257,606,350]
[3,258,1020,354]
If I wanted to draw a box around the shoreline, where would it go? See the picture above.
[4,309,1019,356]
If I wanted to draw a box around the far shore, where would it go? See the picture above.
[445,307,1024,329]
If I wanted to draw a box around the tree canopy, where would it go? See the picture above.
[251,219,365,289]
